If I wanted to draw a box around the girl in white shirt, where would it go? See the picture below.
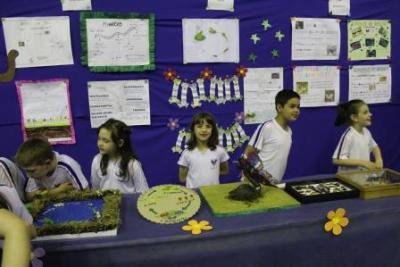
[332,99,383,172]
[178,112,229,188]
[91,119,149,194]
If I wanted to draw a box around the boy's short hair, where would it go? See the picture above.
[15,137,54,167]
[275,90,300,110]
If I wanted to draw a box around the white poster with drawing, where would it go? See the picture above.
[349,65,391,104]
[86,18,150,67]
[88,80,151,128]
[206,0,234,12]
[15,79,75,144]
[329,0,350,16]
[291,17,340,60]
[244,68,283,124]
[293,66,340,107]
[61,0,92,11]
[2,16,73,68]
[182,18,239,63]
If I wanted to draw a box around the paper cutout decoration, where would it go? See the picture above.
[182,18,239,63]
[0,50,18,82]
[2,16,74,68]
[61,0,92,11]
[248,53,257,63]
[167,118,180,131]
[324,208,349,236]
[137,185,201,224]
[172,122,249,154]
[182,220,213,235]
[261,19,272,31]
[250,33,261,44]
[348,20,391,61]
[31,247,45,267]
[206,0,234,12]
[15,79,76,145]
[329,0,350,16]
[275,30,285,42]
[80,12,155,72]
[271,49,279,59]
[167,67,244,108]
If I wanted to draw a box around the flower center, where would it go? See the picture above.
[332,217,340,224]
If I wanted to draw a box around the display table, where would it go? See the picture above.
[30,175,400,267]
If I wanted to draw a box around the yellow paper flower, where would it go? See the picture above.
[182,219,213,235]
[324,208,349,236]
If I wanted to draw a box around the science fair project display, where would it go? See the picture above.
[285,178,359,204]
[29,190,121,240]
[199,183,300,217]
[137,185,201,224]
[337,169,400,200]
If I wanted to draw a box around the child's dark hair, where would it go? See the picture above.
[275,90,300,111]
[98,118,138,179]
[335,99,366,126]
[15,137,54,167]
[187,112,219,151]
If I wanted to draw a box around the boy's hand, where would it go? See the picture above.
[363,161,380,171]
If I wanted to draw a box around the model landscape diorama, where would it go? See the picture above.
[29,190,121,240]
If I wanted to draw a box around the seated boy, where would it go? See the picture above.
[0,185,32,224]
[15,137,89,201]
[0,157,27,202]
[245,90,301,184]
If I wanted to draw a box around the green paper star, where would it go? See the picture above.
[275,30,285,42]
[250,33,261,44]
[271,49,279,59]
[248,53,257,63]
[261,19,272,31]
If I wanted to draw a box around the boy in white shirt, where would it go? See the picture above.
[0,157,27,202]
[245,90,301,184]
[15,137,89,201]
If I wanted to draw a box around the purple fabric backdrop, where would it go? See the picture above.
[0,0,399,186]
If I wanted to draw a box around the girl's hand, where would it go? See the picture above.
[374,160,383,169]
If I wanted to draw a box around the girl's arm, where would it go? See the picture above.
[0,209,31,267]
[130,160,149,193]
[179,166,188,183]
[372,146,383,169]
[220,161,229,176]
[332,158,378,171]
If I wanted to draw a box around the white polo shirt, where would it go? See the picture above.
[91,153,149,194]
[0,185,32,224]
[248,119,292,182]
[178,146,229,188]
[333,126,377,172]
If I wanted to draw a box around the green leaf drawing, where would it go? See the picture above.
[194,31,206,41]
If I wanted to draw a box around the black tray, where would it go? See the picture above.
[285,178,359,204]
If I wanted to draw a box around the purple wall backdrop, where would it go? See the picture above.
[0,0,399,186]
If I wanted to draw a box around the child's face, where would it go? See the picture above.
[352,104,372,127]
[24,160,55,179]
[278,97,300,122]
[98,128,118,157]
[194,120,213,143]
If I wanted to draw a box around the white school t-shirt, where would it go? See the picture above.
[0,157,27,201]
[178,146,230,188]
[0,185,32,224]
[25,152,89,193]
[248,119,292,182]
[332,126,378,172]
[91,153,149,194]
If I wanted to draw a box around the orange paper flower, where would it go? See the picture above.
[235,65,248,77]
[163,68,177,81]
[182,219,213,235]
[324,208,349,236]
[200,68,214,80]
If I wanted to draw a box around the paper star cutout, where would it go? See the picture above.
[271,49,279,59]
[275,31,285,42]
[248,53,257,63]
[250,33,261,44]
[261,19,272,31]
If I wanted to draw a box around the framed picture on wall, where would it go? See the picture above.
[285,178,359,204]
[80,12,155,72]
